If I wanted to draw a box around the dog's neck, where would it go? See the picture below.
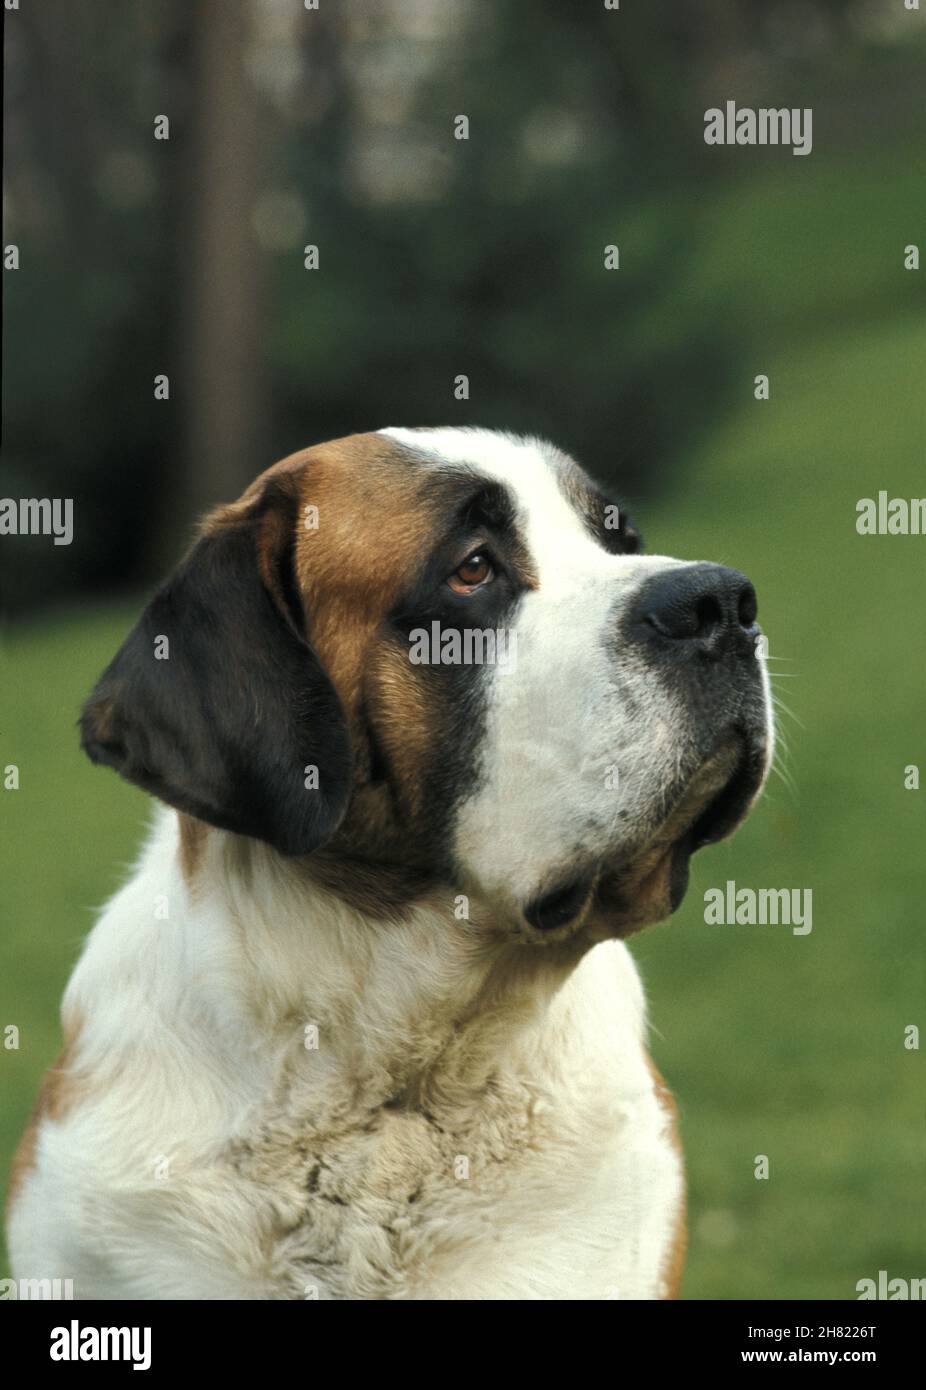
[199,821,589,1115]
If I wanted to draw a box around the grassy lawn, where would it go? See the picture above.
[1,601,153,1250]
[2,152,924,1295]
[634,312,926,1299]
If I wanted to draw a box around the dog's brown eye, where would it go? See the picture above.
[448,552,494,594]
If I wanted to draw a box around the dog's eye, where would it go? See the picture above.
[447,551,494,595]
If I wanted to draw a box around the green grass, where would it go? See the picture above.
[1,602,152,1275]
[3,151,925,1295]
[633,312,926,1299]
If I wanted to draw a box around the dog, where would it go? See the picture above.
[6,427,773,1299]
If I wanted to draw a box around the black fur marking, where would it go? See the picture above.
[382,476,529,877]
[79,491,353,858]
[580,485,643,556]
[555,459,643,557]
[524,877,595,932]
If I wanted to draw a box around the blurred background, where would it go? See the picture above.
[2,0,924,1297]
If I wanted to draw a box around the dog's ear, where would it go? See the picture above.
[80,473,353,856]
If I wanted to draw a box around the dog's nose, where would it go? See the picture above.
[632,564,758,658]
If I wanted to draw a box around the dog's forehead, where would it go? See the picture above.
[379,426,602,557]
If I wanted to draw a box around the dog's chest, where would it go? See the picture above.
[225,1075,538,1298]
[221,1061,678,1301]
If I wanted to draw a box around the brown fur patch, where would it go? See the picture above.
[195,433,476,919]
[290,434,450,726]
[298,436,461,911]
[190,432,528,919]
[6,1014,84,1216]
[178,813,209,885]
[646,1051,687,1299]
[207,433,449,758]
[306,840,437,924]
[294,435,471,912]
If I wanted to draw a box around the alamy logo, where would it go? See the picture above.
[0,496,74,545]
[0,1276,74,1300]
[408,622,517,673]
[856,493,926,535]
[704,102,812,157]
[856,1271,926,1300]
[49,1319,151,1370]
[704,881,813,935]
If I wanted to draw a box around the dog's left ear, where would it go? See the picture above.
[80,472,353,856]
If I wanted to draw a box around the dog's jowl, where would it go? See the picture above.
[6,428,773,1300]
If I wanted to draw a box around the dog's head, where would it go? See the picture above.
[81,427,773,943]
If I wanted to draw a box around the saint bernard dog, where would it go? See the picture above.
[6,427,773,1300]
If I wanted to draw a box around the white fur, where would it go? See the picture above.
[8,809,682,1300]
[383,428,773,912]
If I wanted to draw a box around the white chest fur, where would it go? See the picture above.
[8,813,683,1301]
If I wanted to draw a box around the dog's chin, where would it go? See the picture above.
[589,838,694,941]
[590,736,767,939]
[521,734,767,944]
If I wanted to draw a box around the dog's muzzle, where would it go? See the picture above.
[521,562,772,942]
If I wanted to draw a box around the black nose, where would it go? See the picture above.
[632,564,758,658]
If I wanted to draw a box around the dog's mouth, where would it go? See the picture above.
[684,735,768,853]
[523,733,767,940]
[594,733,767,937]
